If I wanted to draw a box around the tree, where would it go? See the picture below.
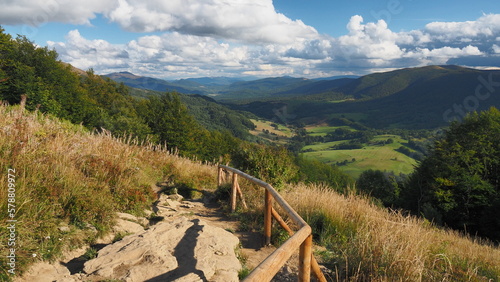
[357,169,399,207]
[231,142,298,189]
[143,92,203,156]
[401,107,500,241]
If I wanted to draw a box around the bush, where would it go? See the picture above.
[230,142,298,189]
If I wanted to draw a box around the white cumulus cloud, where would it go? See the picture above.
[0,0,117,26]
[0,0,319,45]
[48,30,129,71]
[105,0,318,44]
[17,5,500,78]
[425,14,500,42]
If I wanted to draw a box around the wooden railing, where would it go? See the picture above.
[217,165,327,282]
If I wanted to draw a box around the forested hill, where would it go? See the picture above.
[0,28,257,162]
[289,65,500,129]
[221,65,500,129]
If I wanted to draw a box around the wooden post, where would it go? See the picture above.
[311,256,327,282]
[299,234,313,282]
[271,207,293,236]
[236,182,248,209]
[264,189,273,246]
[217,167,223,186]
[231,173,238,212]
[244,226,311,282]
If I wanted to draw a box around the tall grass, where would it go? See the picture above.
[282,184,500,281]
[0,104,217,280]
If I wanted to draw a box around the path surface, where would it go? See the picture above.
[14,194,301,281]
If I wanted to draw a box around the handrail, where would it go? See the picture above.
[218,165,326,282]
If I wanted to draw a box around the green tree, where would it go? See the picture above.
[295,156,353,192]
[357,169,399,207]
[231,142,298,188]
[143,92,203,156]
[401,107,500,241]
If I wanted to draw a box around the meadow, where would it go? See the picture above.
[249,119,294,144]
[302,126,418,178]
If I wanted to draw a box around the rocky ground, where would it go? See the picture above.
[14,192,306,282]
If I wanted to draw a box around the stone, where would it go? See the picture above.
[83,217,241,282]
[168,193,184,201]
[13,261,71,282]
[58,225,71,233]
[112,217,145,235]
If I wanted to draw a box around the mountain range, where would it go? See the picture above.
[104,72,359,100]
[105,65,500,129]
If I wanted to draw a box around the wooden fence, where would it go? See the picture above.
[217,165,327,282]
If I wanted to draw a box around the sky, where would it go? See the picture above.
[1,0,500,80]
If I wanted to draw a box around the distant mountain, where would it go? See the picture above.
[104,72,205,94]
[234,65,500,129]
[175,77,247,86]
[274,77,356,97]
[105,66,500,130]
[313,75,360,81]
[218,76,314,100]
[104,72,323,100]
[335,65,470,100]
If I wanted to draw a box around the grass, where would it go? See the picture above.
[281,183,500,281]
[0,104,218,281]
[304,143,417,178]
[217,175,500,281]
[249,119,294,144]
[305,125,356,137]
[303,130,418,178]
[2,103,499,281]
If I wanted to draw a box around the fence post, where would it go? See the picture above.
[264,189,273,246]
[299,234,313,282]
[217,166,223,186]
[231,172,238,212]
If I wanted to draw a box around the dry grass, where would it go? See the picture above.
[281,183,500,281]
[0,104,217,280]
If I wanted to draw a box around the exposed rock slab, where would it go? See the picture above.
[83,216,241,282]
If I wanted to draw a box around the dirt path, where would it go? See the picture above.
[157,197,279,272]
[15,193,303,281]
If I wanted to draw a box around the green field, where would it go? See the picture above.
[305,125,355,136]
[250,119,294,144]
[302,129,418,178]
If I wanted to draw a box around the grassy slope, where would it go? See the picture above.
[249,119,294,144]
[0,105,217,280]
[1,105,498,281]
[282,184,500,281]
[303,125,417,178]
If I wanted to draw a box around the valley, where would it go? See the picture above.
[112,65,500,179]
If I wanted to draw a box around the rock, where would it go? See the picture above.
[112,217,145,234]
[83,217,241,282]
[58,225,71,233]
[168,193,184,201]
[13,261,71,282]
[116,212,149,228]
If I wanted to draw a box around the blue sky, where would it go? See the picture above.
[1,0,500,79]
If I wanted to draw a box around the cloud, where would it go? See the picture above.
[23,7,500,78]
[105,0,318,44]
[0,0,116,26]
[336,16,403,61]
[0,0,318,45]
[493,44,500,54]
[50,30,255,78]
[48,30,129,71]
[425,14,500,42]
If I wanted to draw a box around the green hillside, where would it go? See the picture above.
[234,65,500,129]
